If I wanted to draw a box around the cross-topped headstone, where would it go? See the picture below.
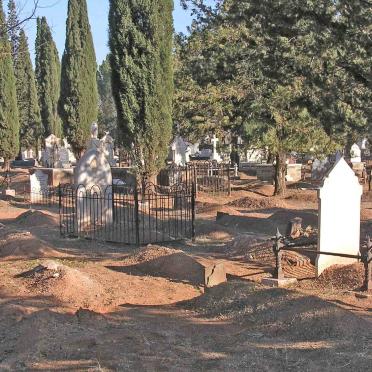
[211,135,222,162]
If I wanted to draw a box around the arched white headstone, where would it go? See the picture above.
[316,157,362,276]
[74,147,113,229]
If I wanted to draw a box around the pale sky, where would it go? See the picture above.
[5,0,198,64]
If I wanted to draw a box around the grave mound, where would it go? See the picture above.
[227,196,285,210]
[15,210,58,227]
[124,245,205,285]
[20,261,106,311]
[181,281,370,341]
[300,263,365,291]
[0,230,64,260]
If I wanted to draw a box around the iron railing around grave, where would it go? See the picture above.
[59,182,195,246]
[157,161,232,195]
[272,230,372,292]
[22,185,61,208]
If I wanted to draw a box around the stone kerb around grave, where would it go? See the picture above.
[74,147,113,231]
[316,157,363,276]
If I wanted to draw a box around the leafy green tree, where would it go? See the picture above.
[179,0,371,195]
[35,17,62,138]
[97,56,117,140]
[15,30,42,153]
[0,0,19,163]
[59,0,98,157]
[109,0,174,181]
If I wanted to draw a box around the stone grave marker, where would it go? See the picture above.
[30,170,49,203]
[74,135,113,230]
[316,157,363,276]
[350,143,361,163]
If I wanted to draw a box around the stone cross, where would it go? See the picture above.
[211,135,219,154]
[316,157,363,276]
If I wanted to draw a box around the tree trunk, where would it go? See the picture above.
[274,151,286,196]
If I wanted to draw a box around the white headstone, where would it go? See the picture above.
[102,132,116,167]
[74,146,113,229]
[170,136,188,166]
[30,170,49,203]
[316,157,363,276]
[211,135,222,162]
[350,143,361,163]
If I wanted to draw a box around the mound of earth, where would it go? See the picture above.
[228,196,285,210]
[0,230,64,260]
[19,260,106,310]
[285,189,318,203]
[123,245,205,285]
[15,210,58,227]
[300,263,365,291]
[181,281,371,342]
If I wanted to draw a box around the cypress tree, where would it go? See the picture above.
[15,30,42,152]
[35,17,62,138]
[97,55,117,139]
[0,0,19,163]
[59,0,98,156]
[7,0,19,60]
[109,0,174,181]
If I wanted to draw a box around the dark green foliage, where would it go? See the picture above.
[35,17,62,138]
[109,0,174,179]
[15,30,42,151]
[0,0,19,160]
[59,0,98,156]
[7,0,19,59]
[178,0,371,195]
[97,56,117,140]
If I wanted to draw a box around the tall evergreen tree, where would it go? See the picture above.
[179,0,371,195]
[15,30,42,152]
[35,17,62,138]
[7,0,19,60]
[109,0,174,181]
[0,0,19,163]
[97,55,117,140]
[59,0,98,156]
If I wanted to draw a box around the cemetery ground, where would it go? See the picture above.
[0,170,371,371]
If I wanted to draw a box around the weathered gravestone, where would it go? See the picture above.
[30,170,49,203]
[350,143,361,163]
[74,145,113,230]
[316,157,363,276]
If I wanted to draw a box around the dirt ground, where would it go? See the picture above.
[0,169,371,371]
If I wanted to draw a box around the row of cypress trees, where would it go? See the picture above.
[0,0,174,179]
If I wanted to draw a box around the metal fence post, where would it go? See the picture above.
[362,236,372,292]
[228,165,232,196]
[273,228,284,280]
[191,182,196,242]
[134,186,140,247]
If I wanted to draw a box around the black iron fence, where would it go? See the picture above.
[59,182,195,246]
[272,230,372,293]
[20,185,60,208]
[157,161,232,195]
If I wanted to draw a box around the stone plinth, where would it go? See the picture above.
[286,164,302,182]
[29,168,74,187]
[204,263,226,288]
[256,164,275,182]
[3,189,15,197]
